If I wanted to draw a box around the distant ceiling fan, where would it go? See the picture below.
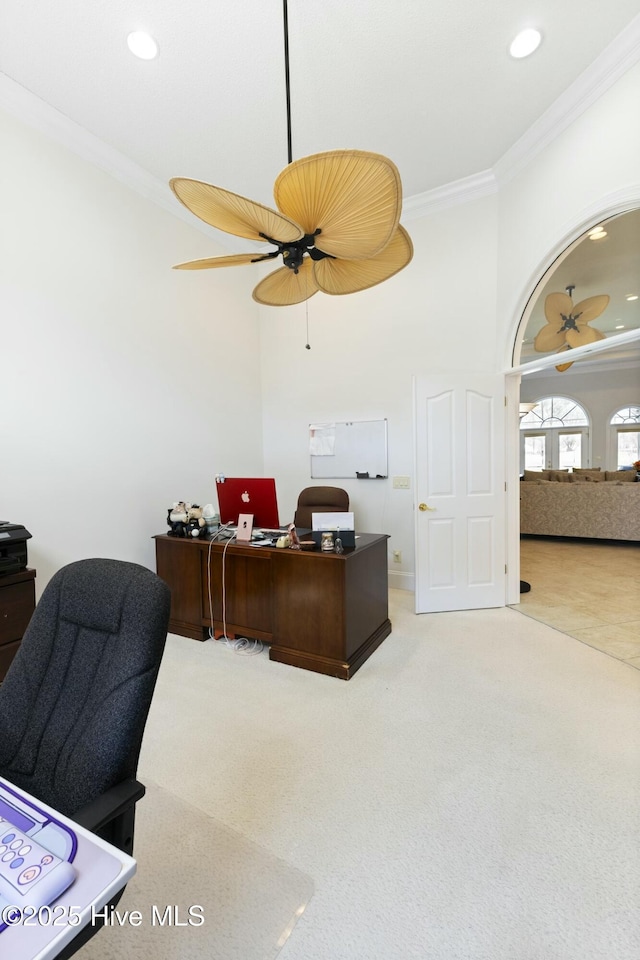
[534,285,609,371]
[169,2,413,306]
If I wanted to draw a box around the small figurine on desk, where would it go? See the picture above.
[167,502,206,538]
[167,502,188,537]
[186,504,205,537]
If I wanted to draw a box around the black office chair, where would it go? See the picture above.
[293,486,350,529]
[0,558,170,957]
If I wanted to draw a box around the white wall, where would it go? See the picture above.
[259,196,499,588]
[2,55,638,599]
[260,60,640,591]
[497,60,640,367]
[0,110,263,594]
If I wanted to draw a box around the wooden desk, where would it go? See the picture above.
[154,533,391,679]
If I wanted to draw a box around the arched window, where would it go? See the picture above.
[520,396,590,471]
[609,405,640,468]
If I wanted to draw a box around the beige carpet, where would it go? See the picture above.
[81,592,640,960]
[79,782,312,960]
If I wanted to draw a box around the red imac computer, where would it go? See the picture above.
[215,478,281,530]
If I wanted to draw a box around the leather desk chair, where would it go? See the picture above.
[293,486,350,529]
[0,558,170,958]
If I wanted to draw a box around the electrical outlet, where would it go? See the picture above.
[393,476,410,489]
[392,550,402,563]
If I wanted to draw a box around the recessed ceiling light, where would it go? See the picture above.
[588,228,607,240]
[509,28,542,59]
[127,31,158,60]
[626,294,638,301]
[615,324,625,329]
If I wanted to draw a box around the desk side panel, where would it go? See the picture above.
[344,537,390,659]
[270,536,391,678]
[155,537,205,639]
[271,552,345,661]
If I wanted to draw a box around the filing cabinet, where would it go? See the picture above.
[0,568,35,681]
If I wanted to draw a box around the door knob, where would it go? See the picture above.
[418,503,435,511]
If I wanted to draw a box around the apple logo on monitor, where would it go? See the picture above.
[241,491,250,503]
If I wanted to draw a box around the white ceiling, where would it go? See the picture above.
[1,0,639,208]
[1,0,639,371]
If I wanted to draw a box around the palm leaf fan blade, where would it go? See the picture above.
[274,151,402,260]
[314,226,413,295]
[544,292,573,323]
[170,178,303,243]
[555,346,574,372]
[173,253,269,270]
[252,259,319,306]
[572,295,610,323]
[565,326,606,348]
[534,325,567,352]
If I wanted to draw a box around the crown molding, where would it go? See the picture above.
[401,170,498,220]
[0,72,240,251]
[0,68,498,228]
[2,14,639,229]
[493,14,640,186]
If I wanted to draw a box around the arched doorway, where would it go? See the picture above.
[505,209,640,664]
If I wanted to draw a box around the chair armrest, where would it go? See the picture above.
[72,779,145,834]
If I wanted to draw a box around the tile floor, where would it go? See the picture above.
[516,536,640,669]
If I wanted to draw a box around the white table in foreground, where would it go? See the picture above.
[0,776,136,960]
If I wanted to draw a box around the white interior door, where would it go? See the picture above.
[414,374,506,613]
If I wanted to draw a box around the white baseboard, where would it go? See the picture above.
[388,570,415,592]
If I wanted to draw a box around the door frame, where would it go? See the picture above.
[503,188,640,608]
[505,373,521,605]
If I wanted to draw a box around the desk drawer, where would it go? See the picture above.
[202,550,272,636]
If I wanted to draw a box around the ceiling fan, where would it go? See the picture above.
[169,2,413,307]
[534,285,609,371]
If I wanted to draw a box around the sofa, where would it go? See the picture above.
[520,469,640,541]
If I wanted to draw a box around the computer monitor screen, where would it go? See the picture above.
[215,478,280,529]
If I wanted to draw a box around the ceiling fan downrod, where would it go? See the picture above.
[283,0,293,165]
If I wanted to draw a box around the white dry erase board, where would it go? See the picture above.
[309,419,388,479]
